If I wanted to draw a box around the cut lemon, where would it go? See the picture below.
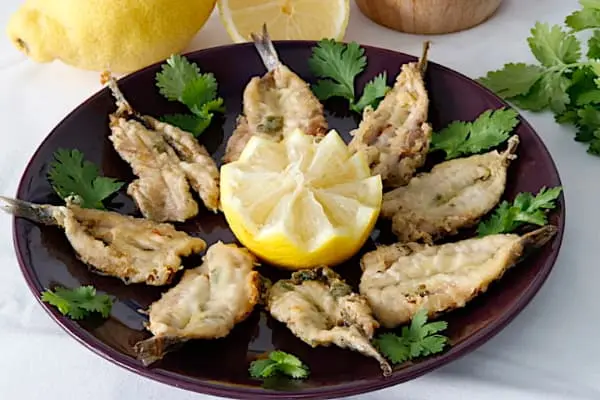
[217,0,350,43]
[220,129,382,270]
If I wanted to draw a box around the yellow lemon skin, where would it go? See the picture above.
[6,0,217,73]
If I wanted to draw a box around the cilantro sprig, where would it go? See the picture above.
[479,1,600,156]
[477,186,563,236]
[48,149,123,210]
[41,285,113,320]
[431,108,520,160]
[374,309,449,365]
[156,54,225,137]
[249,351,309,380]
[308,39,390,113]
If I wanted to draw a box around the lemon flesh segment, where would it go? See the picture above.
[220,129,383,270]
[218,0,350,43]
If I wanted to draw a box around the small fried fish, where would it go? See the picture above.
[223,24,328,163]
[105,74,220,222]
[348,42,432,189]
[0,197,206,285]
[267,267,392,376]
[359,226,557,329]
[382,135,519,243]
[135,241,261,366]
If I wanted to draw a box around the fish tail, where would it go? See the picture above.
[134,336,186,366]
[522,225,558,249]
[417,41,431,74]
[251,23,281,72]
[0,196,58,226]
[102,71,134,117]
[502,134,520,164]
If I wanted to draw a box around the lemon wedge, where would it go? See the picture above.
[220,129,382,270]
[217,0,350,43]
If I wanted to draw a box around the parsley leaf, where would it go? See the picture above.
[527,22,581,67]
[41,285,113,320]
[477,186,563,236]
[431,108,519,160]
[479,7,600,156]
[351,72,390,112]
[48,149,123,210]
[155,54,225,136]
[308,40,389,113]
[374,309,449,365]
[249,351,309,380]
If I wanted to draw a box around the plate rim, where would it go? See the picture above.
[11,40,566,399]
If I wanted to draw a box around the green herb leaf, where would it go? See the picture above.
[374,309,449,365]
[527,22,581,67]
[48,149,123,209]
[477,63,545,99]
[248,351,309,380]
[41,285,113,320]
[352,72,390,112]
[431,108,519,160]
[155,54,225,136]
[477,186,563,236]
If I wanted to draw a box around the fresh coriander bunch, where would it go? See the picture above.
[479,1,600,156]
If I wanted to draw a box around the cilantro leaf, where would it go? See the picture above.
[527,23,581,67]
[352,72,390,112]
[374,309,449,365]
[249,351,309,380]
[588,31,600,59]
[431,108,519,160]
[155,54,225,136]
[308,40,390,112]
[48,149,123,210]
[477,186,563,236]
[566,0,600,32]
[41,285,113,320]
[478,63,545,99]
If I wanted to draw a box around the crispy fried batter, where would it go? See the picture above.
[348,42,432,189]
[267,267,392,376]
[359,226,557,328]
[134,242,261,365]
[0,197,206,285]
[224,24,327,163]
[106,76,220,222]
[382,136,519,243]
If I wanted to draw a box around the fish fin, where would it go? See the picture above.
[502,135,520,164]
[134,336,187,367]
[521,225,558,249]
[103,71,135,118]
[0,196,58,226]
[251,23,281,72]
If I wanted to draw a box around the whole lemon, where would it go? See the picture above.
[6,0,217,73]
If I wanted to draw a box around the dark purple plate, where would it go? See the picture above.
[12,41,565,399]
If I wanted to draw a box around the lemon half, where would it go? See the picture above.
[218,0,350,43]
[220,129,382,270]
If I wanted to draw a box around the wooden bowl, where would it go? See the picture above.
[355,0,503,35]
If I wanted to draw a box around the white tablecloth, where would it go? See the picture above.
[1,1,598,399]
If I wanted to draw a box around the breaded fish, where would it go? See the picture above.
[104,74,220,222]
[359,226,557,329]
[381,135,519,243]
[0,197,206,285]
[348,42,432,189]
[134,241,261,366]
[267,267,392,376]
[223,24,328,163]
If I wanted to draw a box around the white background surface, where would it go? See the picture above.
[0,0,598,399]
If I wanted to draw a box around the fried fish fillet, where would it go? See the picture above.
[134,241,260,366]
[381,135,520,243]
[348,42,432,189]
[223,24,328,163]
[359,226,557,328]
[0,197,206,285]
[267,267,392,376]
[104,74,220,222]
